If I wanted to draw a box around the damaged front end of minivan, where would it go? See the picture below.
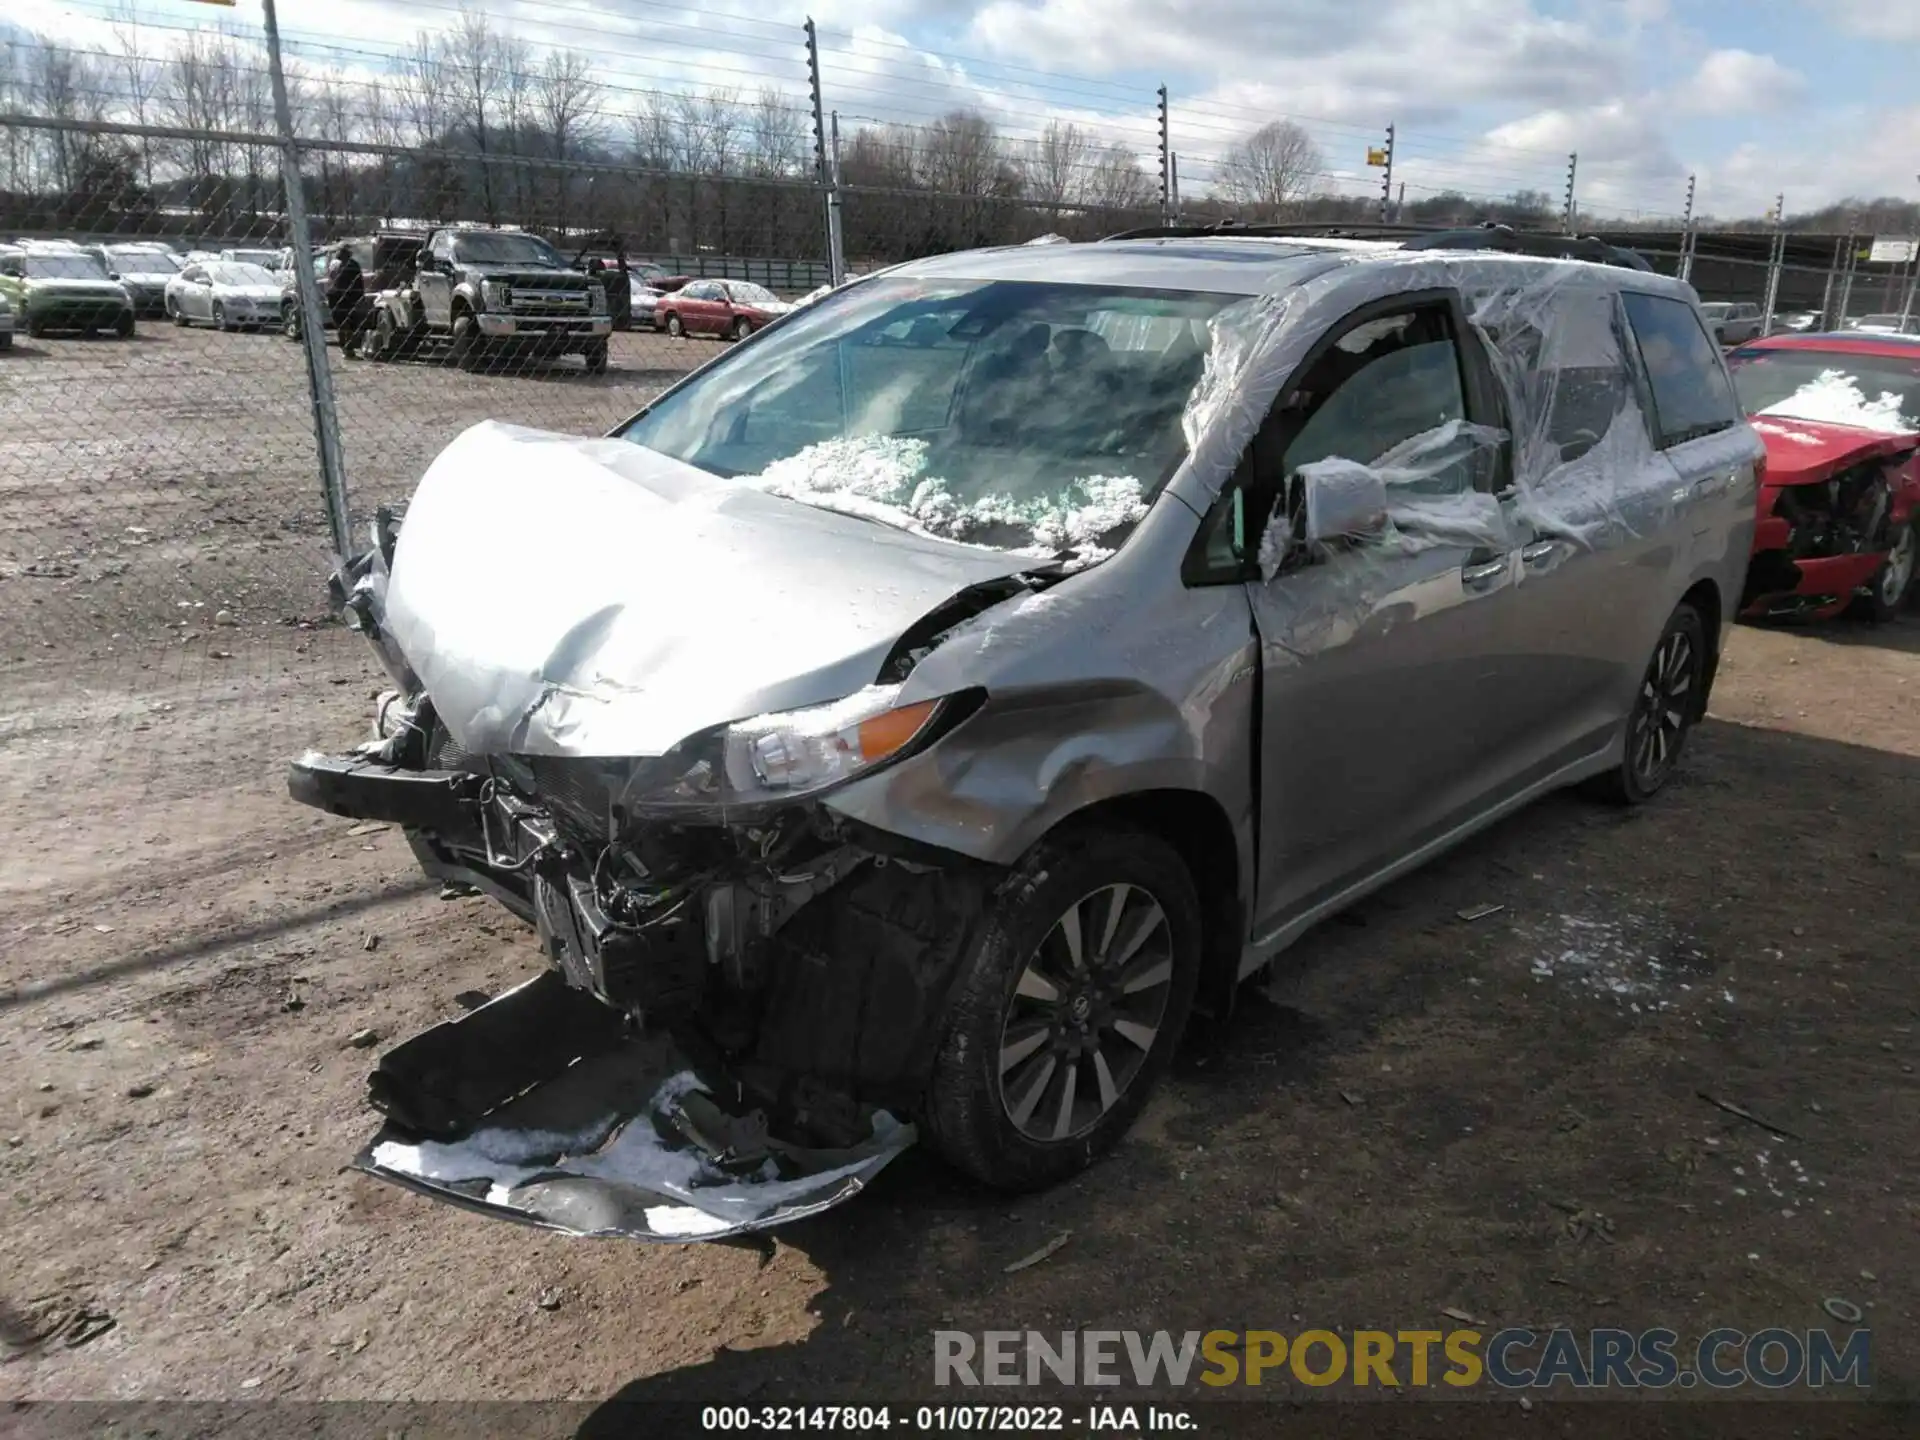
[291,425,1064,1240]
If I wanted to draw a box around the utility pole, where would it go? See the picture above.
[1678,173,1697,283]
[1379,123,1395,224]
[1760,193,1785,334]
[1157,85,1171,227]
[1562,152,1578,233]
[828,110,845,287]
[804,19,842,286]
[1170,152,1181,223]
[261,0,348,558]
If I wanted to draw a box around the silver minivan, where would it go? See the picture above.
[293,234,1761,1238]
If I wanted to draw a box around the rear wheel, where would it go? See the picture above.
[731,316,752,341]
[1587,602,1706,805]
[1849,519,1917,622]
[212,301,228,332]
[665,312,684,338]
[923,826,1201,1191]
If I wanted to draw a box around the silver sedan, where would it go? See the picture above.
[164,261,284,330]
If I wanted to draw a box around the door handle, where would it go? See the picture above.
[1461,554,1511,591]
[1519,539,1565,568]
[1692,472,1733,496]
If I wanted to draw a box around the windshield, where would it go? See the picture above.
[620,277,1236,558]
[205,262,276,286]
[451,232,562,267]
[108,247,180,274]
[1728,346,1920,433]
[24,254,109,281]
[727,281,778,305]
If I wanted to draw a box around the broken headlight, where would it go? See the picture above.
[722,684,939,801]
[609,685,948,819]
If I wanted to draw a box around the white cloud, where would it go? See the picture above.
[1814,0,1920,42]
[1678,48,1803,116]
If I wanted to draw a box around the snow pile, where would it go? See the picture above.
[743,436,1147,560]
[1757,369,1917,433]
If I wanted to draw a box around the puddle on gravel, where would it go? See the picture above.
[1519,911,1717,1012]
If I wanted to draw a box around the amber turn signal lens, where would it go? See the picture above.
[856,699,939,763]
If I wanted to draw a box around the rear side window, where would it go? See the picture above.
[1621,292,1740,447]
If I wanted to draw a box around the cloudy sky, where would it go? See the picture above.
[22,0,1920,221]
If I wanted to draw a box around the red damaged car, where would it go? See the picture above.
[1726,333,1920,621]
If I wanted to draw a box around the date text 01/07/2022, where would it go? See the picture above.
[699,1405,1199,1433]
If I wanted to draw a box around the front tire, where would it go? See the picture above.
[115,311,135,338]
[1849,519,1917,622]
[923,826,1201,1191]
[282,302,300,340]
[1587,601,1706,804]
[168,299,186,327]
[582,340,609,375]
[449,310,483,370]
[212,301,228,332]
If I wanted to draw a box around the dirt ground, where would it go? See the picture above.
[2,327,1918,1420]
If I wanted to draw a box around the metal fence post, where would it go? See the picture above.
[262,0,350,559]
[805,20,844,287]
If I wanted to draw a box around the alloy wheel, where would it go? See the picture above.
[996,883,1174,1143]
[1629,628,1695,787]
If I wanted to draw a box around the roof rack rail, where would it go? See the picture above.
[1099,218,1653,272]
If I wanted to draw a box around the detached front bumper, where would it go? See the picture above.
[288,749,921,1241]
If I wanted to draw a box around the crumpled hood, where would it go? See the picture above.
[381,422,1032,758]
[1750,414,1919,486]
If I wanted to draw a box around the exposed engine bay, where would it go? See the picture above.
[1771,461,1891,563]
[290,512,1056,1238]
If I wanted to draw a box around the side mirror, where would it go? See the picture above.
[1295,463,1389,546]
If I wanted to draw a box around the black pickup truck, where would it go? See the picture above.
[367,225,613,372]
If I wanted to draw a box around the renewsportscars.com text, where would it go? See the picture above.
[933,1327,1870,1390]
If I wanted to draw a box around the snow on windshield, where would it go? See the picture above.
[743,435,1147,562]
[1755,368,1917,433]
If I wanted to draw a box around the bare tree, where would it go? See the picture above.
[444,4,505,221]
[1216,119,1323,219]
[1023,119,1087,214]
[1081,140,1154,214]
[499,32,533,220]
[110,4,163,187]
[535,48,601,233]
[744,89,803,178]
